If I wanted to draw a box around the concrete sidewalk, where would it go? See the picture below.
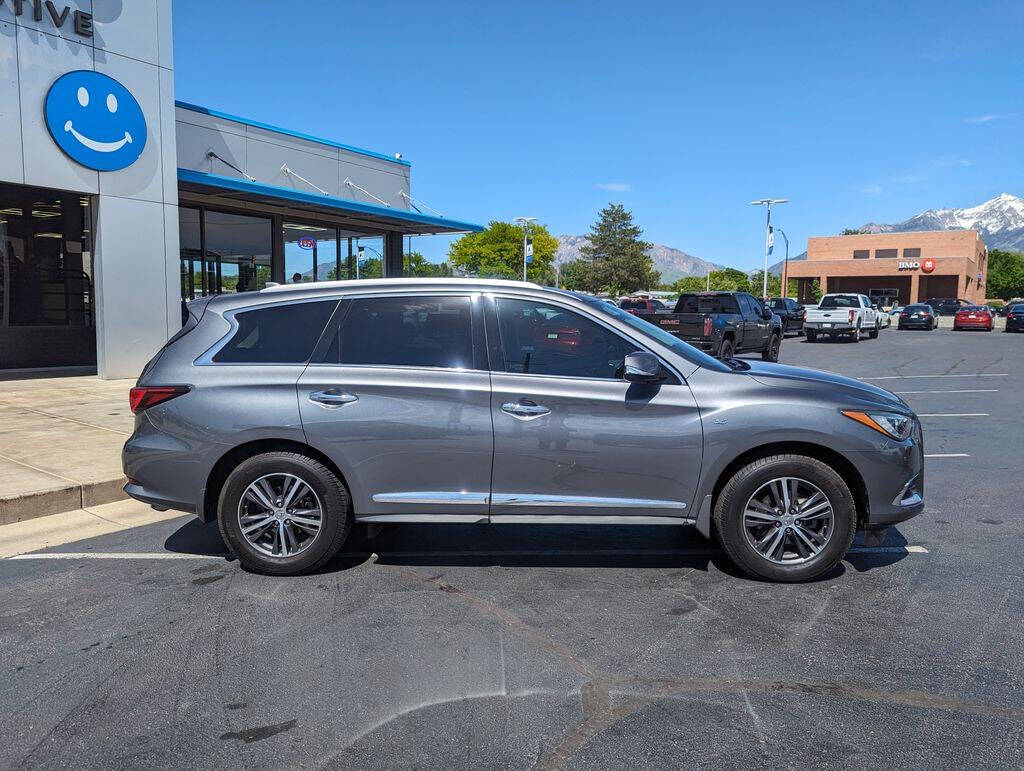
[0,376,134,525]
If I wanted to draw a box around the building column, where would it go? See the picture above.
[819,276,828,295]
[957,273,969,300]
[909,273,920,304]
[383,231,404,277]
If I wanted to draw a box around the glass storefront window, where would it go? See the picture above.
[1,182,95,369]
[350,235,384,280]
[204,210,272,294]
[283,223,338,284]
[179,208,272,299]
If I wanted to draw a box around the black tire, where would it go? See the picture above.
[850,325,861,342]
[719,338,735,359]
[218,451,352,576]
[762,333,781,362]
[713,454,857,582]
[868,321,879,339]
[805,329,818,342]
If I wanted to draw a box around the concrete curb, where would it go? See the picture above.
[0,477,128,527]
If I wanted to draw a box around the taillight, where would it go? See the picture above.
[703,317,713,337]
[849,309,855,323]
[129,386,190,414]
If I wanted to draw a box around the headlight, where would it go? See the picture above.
[842,410,914,440]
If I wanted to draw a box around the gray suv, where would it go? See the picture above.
[123,279,924,581]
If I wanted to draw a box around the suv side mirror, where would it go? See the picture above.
[761,306,773,320]
[622,351,665,383]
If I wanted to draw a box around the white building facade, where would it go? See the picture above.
[1,1,478,378]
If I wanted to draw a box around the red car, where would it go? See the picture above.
[952,305,994,331]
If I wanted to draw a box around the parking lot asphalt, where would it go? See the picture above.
[2,326,1022,769]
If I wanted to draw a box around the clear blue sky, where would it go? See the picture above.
[173,0,1023,269]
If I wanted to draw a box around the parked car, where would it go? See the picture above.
[1005,303,1024,332]
[952,305,994,331]
[636,291,783,361]
[876,307,892,329]
[897,304,937,330]
[803,293,882,342]
[767,297,805,335]
[619,296,670,315]
[123,278,923,582]
[887,305,905,317]
[923,297,972,317]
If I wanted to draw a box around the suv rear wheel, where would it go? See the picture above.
[713,454,857,582]
[218,452,352,575]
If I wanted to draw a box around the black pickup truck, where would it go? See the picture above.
[636,291,783,361]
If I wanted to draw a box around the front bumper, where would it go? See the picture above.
[851,420,925,530]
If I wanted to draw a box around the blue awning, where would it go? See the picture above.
[177,168,483,235]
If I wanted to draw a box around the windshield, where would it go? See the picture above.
[579,294,729,372]
[819,295,859,309]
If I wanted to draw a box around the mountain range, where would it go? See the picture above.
[555,235,726,284]
[766,192,1024,275]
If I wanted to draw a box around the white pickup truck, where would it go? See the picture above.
[803,293,881,342]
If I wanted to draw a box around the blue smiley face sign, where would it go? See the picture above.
[44,70,147,172]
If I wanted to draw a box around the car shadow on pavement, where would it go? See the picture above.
[844,527,911,573]
[160,519,910,580]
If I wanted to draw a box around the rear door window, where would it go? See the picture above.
[319,295,476,370]
[212,300,338,364]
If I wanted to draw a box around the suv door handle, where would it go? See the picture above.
[501,399,551,420]
[309,389,358,408]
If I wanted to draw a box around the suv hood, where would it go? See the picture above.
[742,361,909,412]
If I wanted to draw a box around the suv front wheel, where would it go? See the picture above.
[218,452,352,575]
[713,454,857,582]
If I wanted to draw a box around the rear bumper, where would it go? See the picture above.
[897,320,932,328]
[953,321,991,329]
[804,322,855,332]
[123,481,197,514]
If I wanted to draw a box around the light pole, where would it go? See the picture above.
[356,242,382,280]
[750,198,787,299]
[514,216,537,281]
[774,227,789,298]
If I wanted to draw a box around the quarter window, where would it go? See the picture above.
[213,300,338,364]
[495,298,638,379]
[321,295,475,369]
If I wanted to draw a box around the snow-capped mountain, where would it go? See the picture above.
[555,235,726,283]
[860,193,1024,251]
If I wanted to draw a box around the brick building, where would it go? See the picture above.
[785,230,988,306]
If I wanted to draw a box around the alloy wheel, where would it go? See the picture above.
[237,473,323,558]
[742,477,835,565]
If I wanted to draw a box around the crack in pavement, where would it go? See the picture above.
[388,564,1024,770]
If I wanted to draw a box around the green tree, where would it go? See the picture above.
[748,270,783,298]
[840,228,864,235]
[404,251,451,277]
[448,221,558,284]
[580,203,659,294]
[670,276,708,294]
[558,259,592,291]
[985,249,1024,300]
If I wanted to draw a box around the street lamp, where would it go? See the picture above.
[750,198,787,298]
[356,241,382,280]
[514,216,537,281]
[774,227,790,298]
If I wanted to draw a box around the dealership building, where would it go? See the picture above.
[785,230,989,307]
[0,1,481,377]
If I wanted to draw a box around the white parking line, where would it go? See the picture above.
[895,389,999,394]
[7,546,930,560]
[924,453,971,458]
[863,373,1007,380]
[917,413,989,418]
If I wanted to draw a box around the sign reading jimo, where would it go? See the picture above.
[1,0,93,36]
[44,71,147,171]
[897,258,936,273]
